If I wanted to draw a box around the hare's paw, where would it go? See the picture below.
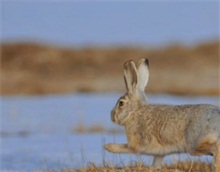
[104,143,118,152]
[104,143,134,153]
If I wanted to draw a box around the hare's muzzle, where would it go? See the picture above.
[111,110,116,122]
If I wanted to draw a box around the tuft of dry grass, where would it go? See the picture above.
[47,161,212,172]
[73,123,124,134]
[1,41,219,95]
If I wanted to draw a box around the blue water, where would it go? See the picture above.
[0,94,219,171]
[1,1,219,47]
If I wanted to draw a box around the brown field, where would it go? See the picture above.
[48,161,212,172]
[1,41,219,95]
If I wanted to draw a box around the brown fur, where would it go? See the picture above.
[105,58,220,171]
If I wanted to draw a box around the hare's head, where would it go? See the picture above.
[111,58,150,125]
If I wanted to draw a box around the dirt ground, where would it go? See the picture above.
[1,41,219,95]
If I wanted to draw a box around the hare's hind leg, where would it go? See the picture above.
[188,133,217,156]
[214,141,220,172]
[104,143,134,153]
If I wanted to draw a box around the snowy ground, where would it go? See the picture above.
[1,93,219,171]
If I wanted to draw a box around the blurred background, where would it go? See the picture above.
[1,1,220,171]
[1,1,219,95]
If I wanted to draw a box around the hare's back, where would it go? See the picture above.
[174,104,220,131]
[192,104,220,132]
[143,104,220,136]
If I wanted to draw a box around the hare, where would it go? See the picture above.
[104,58,220,171]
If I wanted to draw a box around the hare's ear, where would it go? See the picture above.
[136,58,149,94]
[123,60,138,95]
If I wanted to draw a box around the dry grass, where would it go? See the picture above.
[1,41,219,95]
[73,123,124,134]
[47,161,212,172]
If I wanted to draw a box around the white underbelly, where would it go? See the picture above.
[140,144,185,155]
[136,137,186,155]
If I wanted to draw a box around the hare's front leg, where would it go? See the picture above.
[152,155,164,169]
[104,143,134,153]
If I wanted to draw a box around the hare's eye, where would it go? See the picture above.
[118,101,124,107]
